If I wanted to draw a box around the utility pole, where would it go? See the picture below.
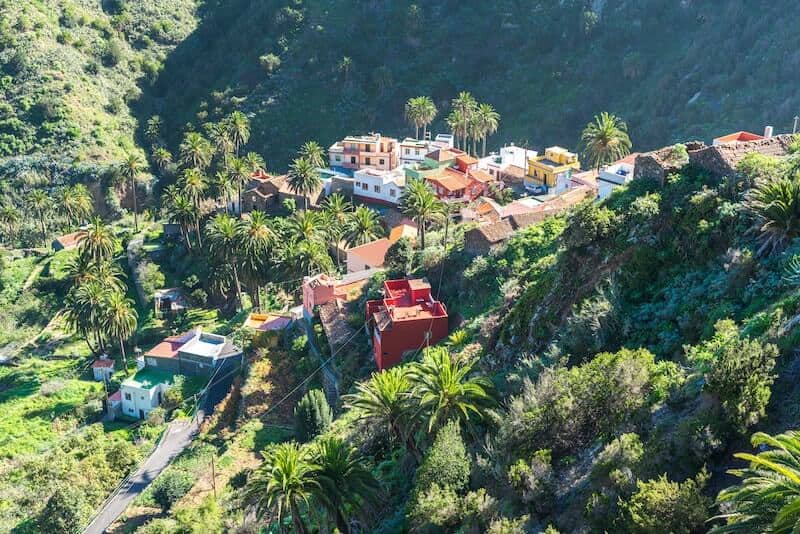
[793,116,799,134]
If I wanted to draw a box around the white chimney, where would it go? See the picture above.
[764,126,774,138]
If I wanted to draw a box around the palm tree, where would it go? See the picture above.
[299,141,326,169]
[0,204,21,243]
[288,157,321,210]
[322,193,352,268]
[205,213,244,308]
[344,367,419,459]
[206,120,235,166]
[119,153,146,232]
[228,157,251,216]
[447,109,467,152]
[164,192,198,250]
[746,175,800,256]
[238,210,275,309]
[475,103,500,157]
[102,292,137,372]
[80,217,117,264]
[580,111,632,170]
[63,279,109,354]
[26,189,52,244]
[399,179,445,250]
[68,257,125,293]
[151,147,173,176]
[711,431,800,533]
[179,131,213,170]
[451,91,477,150]
[214,171,236,213]
[289,209,323,243]
[407,346,495,432]
[56,184,93,229]
[225,111,251,155]
[287,239,334,276]
[405,96,437,140]
[243,442,320,534]
[243,151,266,174]
[314,437,380,533]
[345,206,381,247]
[337,56,353,83]
[180,168,208,245]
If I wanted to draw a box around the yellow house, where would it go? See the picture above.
[526,147,581,189]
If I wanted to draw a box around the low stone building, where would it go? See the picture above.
[634,134,794,182]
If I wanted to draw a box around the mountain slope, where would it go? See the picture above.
[140,0,800,170]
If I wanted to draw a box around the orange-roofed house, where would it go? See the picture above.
[388,223,417,242]
[347,238,393,273]
[427,166,494,202]
[712,131,765,145]
[52,230,87,251]
[365,278,449,370]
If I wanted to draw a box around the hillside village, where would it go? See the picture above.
[3,84,800,532]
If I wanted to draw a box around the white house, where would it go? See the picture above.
[120,368,173,419]
[353,168,406,205]
[478,144,537,182]
[91,356,115,381]
[399,138,429,168]
[598,153,639,199]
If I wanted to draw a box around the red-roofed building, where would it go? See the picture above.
[347,238,393,273]
[713,131,765,145]
[92,356,115,381]
[366,278,449,370]
[52,230,87,251]
[427,166,493,202]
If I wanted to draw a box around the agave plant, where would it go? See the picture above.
[746,175,800,256]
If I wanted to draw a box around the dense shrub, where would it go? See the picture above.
[293,389,332,443]
[37,485,86,534]
[415,421,471,494]
[618,470,711,533]
[151,470,194,512]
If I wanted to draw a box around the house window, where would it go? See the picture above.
[355,181,360,187]
[124,392,131,401]
[365,157,371,165]
[374,185,380,193]
[362,183,368,191]
[379,159,385,165]
[350,156,356,164]
[415,149,420,155]
[141,395,145,400]
[405,148,410,155]
[335,155,341,162]
[390,189,396,197]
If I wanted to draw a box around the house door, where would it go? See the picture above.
[139,409,145,419]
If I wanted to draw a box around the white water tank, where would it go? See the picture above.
[764,125,774,138]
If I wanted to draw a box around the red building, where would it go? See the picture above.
[365,279,449,370]
[426,154,495,203]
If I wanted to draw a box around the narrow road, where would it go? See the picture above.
[83,417,199,534]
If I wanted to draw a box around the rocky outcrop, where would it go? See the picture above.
[635,135,794,182]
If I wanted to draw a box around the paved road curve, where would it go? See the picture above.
[83,418,198,534]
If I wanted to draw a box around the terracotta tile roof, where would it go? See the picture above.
[109,390,122,402]
[54,230,87,250]
[456,154,478,166]
[474,220,515,244]
[348,238,392,268]
[92,358,114,369]
[428,168,470,192]
[245,313,293,331]
[713,131,765,144]
[615,152,641,166]
[389,224,417,242]
[469,169,494,183]
[145,330,195,359]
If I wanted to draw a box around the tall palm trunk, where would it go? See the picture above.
[482,136,487,157]
[414,125,419,139]
[290,499,309,534]
[195,218,203,247]
[39,214,47,245]
[238,185,243,217]
[119,337,128,372]
[131,176,139,233]
[232,263,243,310]
[334,507,349,534]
